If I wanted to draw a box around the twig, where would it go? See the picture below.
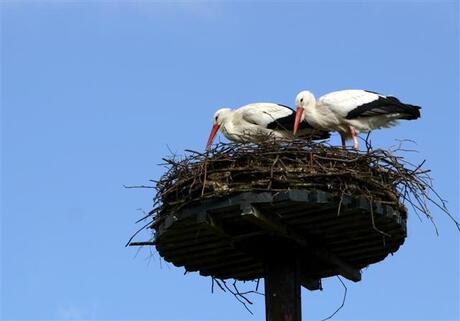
[337,191,344,216]
[128,241,155,246]
[320,276,348,321]
[123,185,154,189]
[369,197,392,238]
[201,158,209,196]
[125,220,154,247]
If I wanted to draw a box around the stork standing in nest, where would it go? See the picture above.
[206,102,329,149]
[293,90,421,150]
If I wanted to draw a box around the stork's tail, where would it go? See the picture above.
[399,103,421,120]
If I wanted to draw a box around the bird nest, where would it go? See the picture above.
[127,138,457,315]
[144,139,452,230]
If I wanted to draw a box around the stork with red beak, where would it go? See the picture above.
[293,90,421,150]
[206,102,329,149]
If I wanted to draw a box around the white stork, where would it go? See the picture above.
[293,90,421,150]
[206,102,329,149]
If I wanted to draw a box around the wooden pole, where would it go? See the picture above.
[264,256,301,321]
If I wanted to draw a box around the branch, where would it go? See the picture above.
[320,276,348,321]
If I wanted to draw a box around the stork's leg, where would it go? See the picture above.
[340,132,347,149]
[349,126,359,150]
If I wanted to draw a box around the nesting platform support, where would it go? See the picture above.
[265,255,301,321]
[153,189,407,320]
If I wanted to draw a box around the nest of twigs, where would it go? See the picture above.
[126,138,458,317]
[142,139,456,233]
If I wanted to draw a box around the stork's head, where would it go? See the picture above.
[206,108,232,150]
[293,90,316,135]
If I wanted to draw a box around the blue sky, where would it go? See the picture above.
[1,1,459,320]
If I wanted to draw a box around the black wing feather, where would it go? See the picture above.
[346,95,421,120]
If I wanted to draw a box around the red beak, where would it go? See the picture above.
[293,107,304,135]
[206,124,220,150]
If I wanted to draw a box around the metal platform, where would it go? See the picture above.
[154,189,406,289]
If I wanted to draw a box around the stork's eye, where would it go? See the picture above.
[300,98,304,103]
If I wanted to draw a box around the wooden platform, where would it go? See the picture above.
[154,189,406,289]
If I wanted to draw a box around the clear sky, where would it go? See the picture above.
[1,1,459,320]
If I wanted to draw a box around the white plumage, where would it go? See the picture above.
[293,90,421,149]
[206,102,329,149]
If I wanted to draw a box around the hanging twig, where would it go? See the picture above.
[123,185,154,189]
[320,276,348,321]
[369,196,392,238]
